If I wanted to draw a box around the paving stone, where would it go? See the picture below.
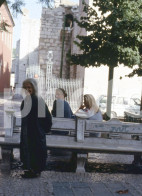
[107,182,132,196]
[53,182,71,188]
[70,182,90,188]
[124,182,142,196]
[53,186,74,196]
[0,171,142,196]
[72,187,92,196]
[90,182,114,196]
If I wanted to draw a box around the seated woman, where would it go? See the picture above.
[52,88,73,118]
[75,94,103,137]
[51,88,73,155]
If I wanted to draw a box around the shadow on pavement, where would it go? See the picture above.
[11,155,142,174]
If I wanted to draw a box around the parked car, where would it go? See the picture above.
[98,95,141,118]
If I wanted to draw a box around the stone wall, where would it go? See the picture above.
[70,0,89,79]
[39,4,86,80]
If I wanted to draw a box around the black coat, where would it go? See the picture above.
[20,95,52,172]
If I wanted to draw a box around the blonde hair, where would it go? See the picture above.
[84,94,99,113]
[22,78,38,95]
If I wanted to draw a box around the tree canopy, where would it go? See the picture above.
[127,43,142,77]
[127,68,142,77]
[0,0,53,31]
[0,0,54,9]
[69,0,142,118]
[70,0,142,69]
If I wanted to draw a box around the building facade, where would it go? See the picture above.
[13,0,87,89]
[15,8,41,88]
[39,4,85,79]
[0,2,14,93]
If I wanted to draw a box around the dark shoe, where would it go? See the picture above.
[21,171,40,178]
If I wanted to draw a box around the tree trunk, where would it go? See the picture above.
[106,66,114,119]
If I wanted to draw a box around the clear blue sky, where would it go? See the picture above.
[12,0,79,48]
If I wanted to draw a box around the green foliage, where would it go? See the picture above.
[9,0,25,16]
[0,0,54,9]
[0,0,54,31]
[70,0,142,69]
[0,0,24,31]
[37,0,54,8]
[127,68,142,77]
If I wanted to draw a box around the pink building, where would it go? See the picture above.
[0,2,14,93]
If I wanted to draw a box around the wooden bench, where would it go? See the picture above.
[1,109,142,173]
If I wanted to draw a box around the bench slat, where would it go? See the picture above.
[51,117,76,130]
[46,135,142,154]
[14,117,76,130]
[0,133,20,147]
[86,120,142,134]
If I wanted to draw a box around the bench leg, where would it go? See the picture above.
[133,154,142,165]
[76,154,87,173]
[1,147,13,173]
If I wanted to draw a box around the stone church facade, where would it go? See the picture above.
[13,0,88,89]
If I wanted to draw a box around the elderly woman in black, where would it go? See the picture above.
[20,78,52,178]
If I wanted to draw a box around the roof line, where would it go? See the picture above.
[4,1,15,26]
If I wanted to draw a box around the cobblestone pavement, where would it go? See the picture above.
[0,170,142,196]
[0,151,142,196]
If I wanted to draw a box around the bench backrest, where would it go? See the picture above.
[4,109,142,142]
[86,118,142,134]
[15,117,142,141]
